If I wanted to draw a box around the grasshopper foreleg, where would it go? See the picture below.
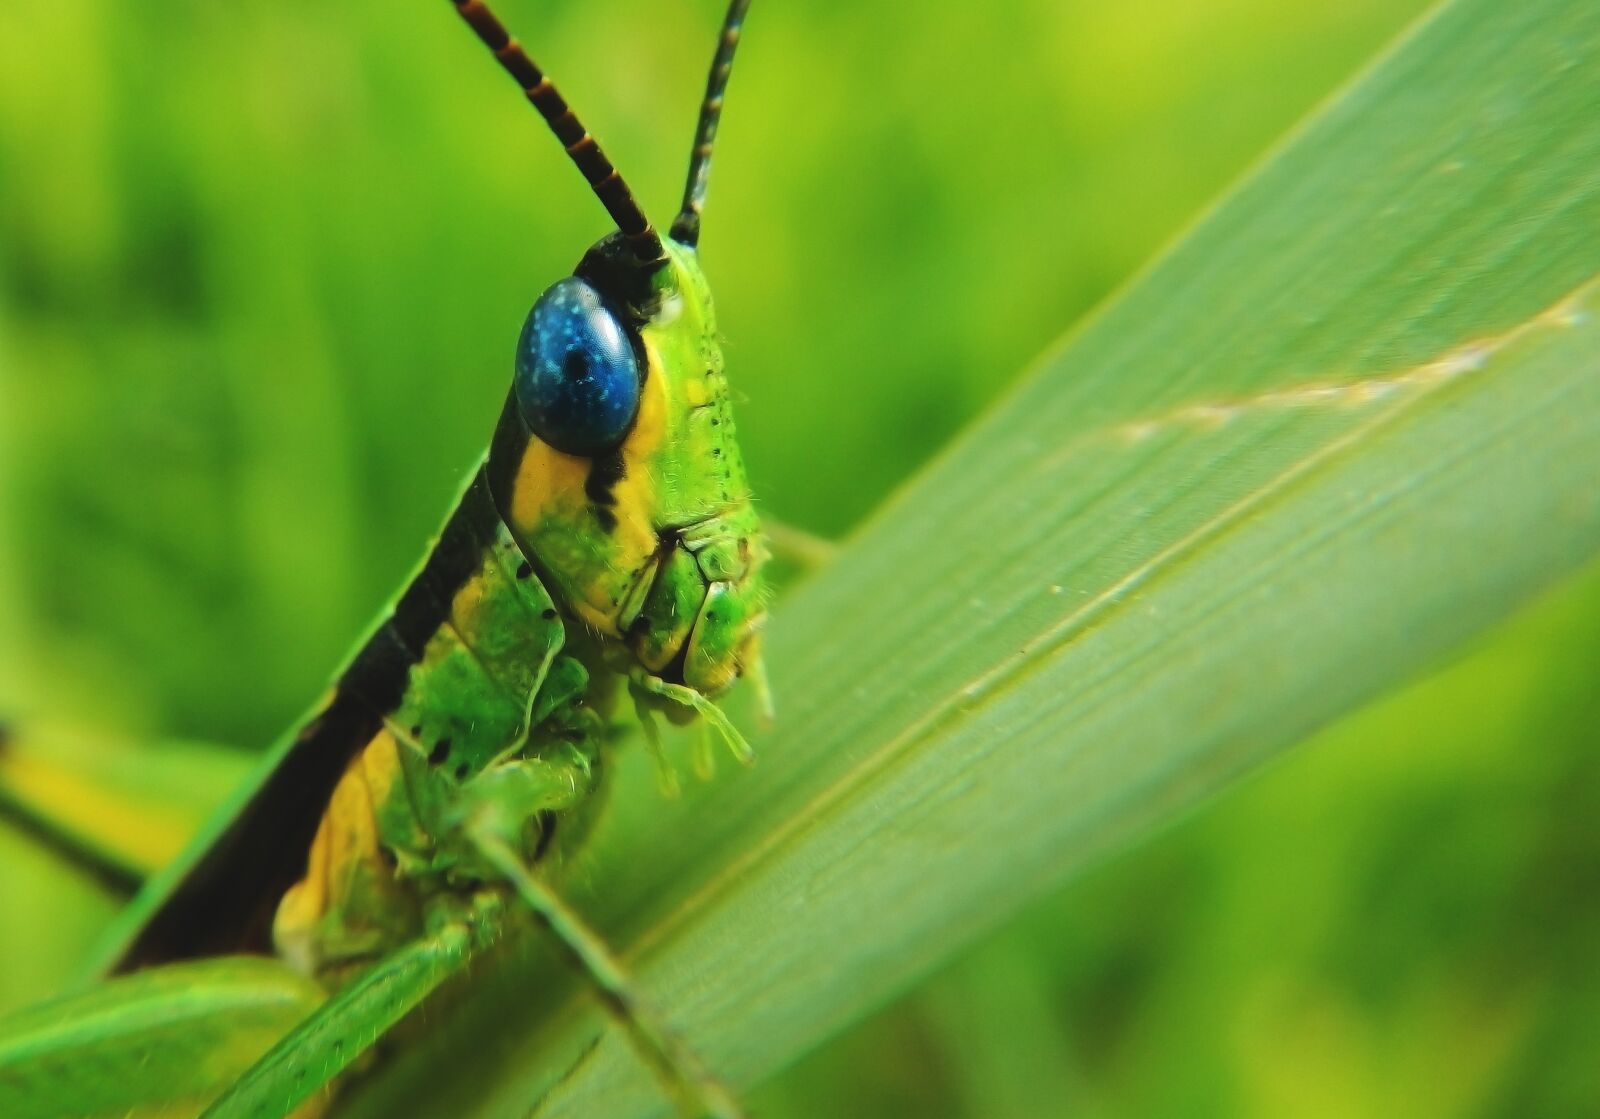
[454,751,744,1119]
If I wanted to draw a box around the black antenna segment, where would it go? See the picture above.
[671,0,753,246]
[450,0,666,264]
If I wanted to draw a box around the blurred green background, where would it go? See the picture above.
[2,0,1596,1114]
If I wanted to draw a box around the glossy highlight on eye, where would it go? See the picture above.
[515,277,641,456]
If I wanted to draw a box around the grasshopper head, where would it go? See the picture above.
[457,0,764,724]
[490,235,768,700]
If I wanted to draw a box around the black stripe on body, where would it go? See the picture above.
[338,624,418,717]
[486,391,532,519]
[110,692,385,970]
[584,451,626,534]
[389,472,502,657]
[108,469,505,971]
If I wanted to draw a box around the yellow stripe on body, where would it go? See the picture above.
[274,729,422,986]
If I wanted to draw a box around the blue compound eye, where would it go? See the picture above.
[514,277,641,456]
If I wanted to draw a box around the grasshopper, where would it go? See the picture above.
[0,2,766,1116]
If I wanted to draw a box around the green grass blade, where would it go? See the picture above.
[0,958,322,1119]
[343,0,1600,1114]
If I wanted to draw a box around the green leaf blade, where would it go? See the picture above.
[341,0,1600,1115]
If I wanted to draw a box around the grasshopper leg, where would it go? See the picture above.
[201,926,471,1119]
[469,831,745,1119]
[456,752,743,1119]
[209,750,741,1119]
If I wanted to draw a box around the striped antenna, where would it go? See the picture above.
[670,0,753,246]
[450,0,666,265]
